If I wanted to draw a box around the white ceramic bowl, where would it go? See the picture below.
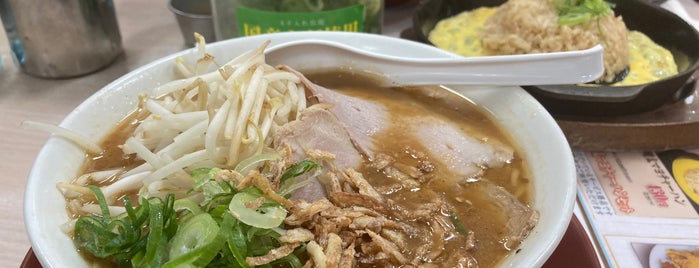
[24,32,576,268]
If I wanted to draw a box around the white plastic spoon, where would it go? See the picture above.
[265,39,604,86]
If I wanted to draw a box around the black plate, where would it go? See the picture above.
[413,0,699,117]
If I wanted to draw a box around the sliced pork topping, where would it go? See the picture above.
[273,104,364,201]
[282,65,513,180]
[274,104,363,170]
[477,181,539,249]
[280,65,386,159]
[407,116,514,179]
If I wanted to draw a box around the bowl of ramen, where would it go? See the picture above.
[24,32,576,267]
[413,0,699,116]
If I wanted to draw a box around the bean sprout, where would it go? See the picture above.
[57,33,308,210]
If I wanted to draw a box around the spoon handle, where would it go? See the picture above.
[266,39,604,86]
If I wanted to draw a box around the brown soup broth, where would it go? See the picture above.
[72,107,147,213]
[307,70,533,267]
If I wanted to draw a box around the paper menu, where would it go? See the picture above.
[574,149,699,268]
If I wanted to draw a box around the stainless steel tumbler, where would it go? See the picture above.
[0,0,122,78]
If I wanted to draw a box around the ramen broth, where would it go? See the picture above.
[73,70,533,267]
[307,71,533,267]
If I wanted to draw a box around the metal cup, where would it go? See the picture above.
[0,0,122,78]
[169,0,215,47]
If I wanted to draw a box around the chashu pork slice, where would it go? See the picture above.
[407,116,513,178]
[279,65,385,159]
[273,104,364,201]
[281,65,513,179]
[474,181,539,249]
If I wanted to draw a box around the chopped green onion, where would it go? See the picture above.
[229,192,287,229]
[449,210,469,236]
[190,167,229,204]
[73,189,178,267]
[552,0,615,26]
[87,185,111,218]
[73,159,321,266]
[279,159,320,185]
[133,194,177,267]
[173,198,204,223]
[191,167,221,189]
[174,198,204,215]
[220,213,251,268]
[278,159,321,196]
[234,152,281,175]
[164,213,223,267]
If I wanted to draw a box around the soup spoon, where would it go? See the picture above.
[265,39,604,86]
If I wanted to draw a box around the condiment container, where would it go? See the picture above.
[211,0,384,40]
[169,0,216,47]
[0,0,122,78]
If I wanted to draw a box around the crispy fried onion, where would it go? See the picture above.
[281,165,477,267]
[246,242,301,266]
